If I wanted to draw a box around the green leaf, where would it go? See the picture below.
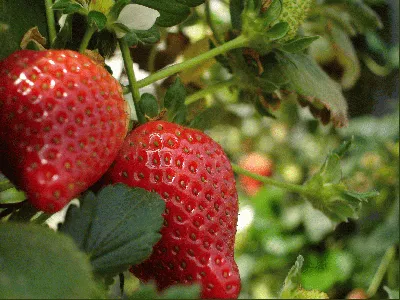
[139,93,160,119]
[59,184,165,279]
[347,0,383,33]
[280,255,328,299]
[275,51,348,127]
[163,77,188,123]
[0,223,104,298]
[52,0,86,15]
[0,0,48,59]
[130,282,201,299]
[190,105,240,130]
[261,0,283,27]
[303,140,379,223]
[266,22,289,40]
[108,0,131,21]
[132,0,205,27]
[122,25,160,47]
[88,11,107,30]
[384,286,400,299]
[230,0,245,30]
[280,36,320,53]
[302,250,354,291]
[52,14,73,49]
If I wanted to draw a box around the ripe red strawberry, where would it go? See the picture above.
[104,121,241,299]
[0,50,129,213]
[238,152,273,196]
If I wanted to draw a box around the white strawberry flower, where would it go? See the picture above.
[114,4,160,38]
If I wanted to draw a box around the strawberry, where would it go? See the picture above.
[238,152,273,196]
[346,288,368,299]
[0,50,129,213]
[104,121,241,299]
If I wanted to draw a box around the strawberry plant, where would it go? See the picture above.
[0,0,398,299]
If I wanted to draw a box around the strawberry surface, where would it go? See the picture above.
[104,121,241,298]
[0,50,129,213]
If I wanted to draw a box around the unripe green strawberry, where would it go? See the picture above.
[104,121,241,299]
[0,50,129,213]
[279,0,312,40]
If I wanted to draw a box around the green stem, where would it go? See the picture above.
[185,78,237,105]
[79,26,96,53]
[118,38,146,124]
[44,0,57,46]
[231,163,311,196]
[137,34,249,88]
[205,0,223,45]
[367,245,396,297]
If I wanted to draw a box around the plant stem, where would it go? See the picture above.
[44,0,57,46]
[185,78,237,105]
[367,245,396,297]
[79,26,96,53]
[231,163,311,196]
[205,0,223,45]
[137,34,249,88]
[118,39,146,124]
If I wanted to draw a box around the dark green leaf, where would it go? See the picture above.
[122,25,160,47]
[173,107,188,125]
[276,51,348,127]
[139,93,160,119]
[53,14,73,49]
[190,105,240,130]
[0,223,104,298]
[59,184,165,279]
[230,0,245,30]
[266,22,289,40]
[108,0,131,21]
[132,0,205,27]
[130,282,201,299]
[348,0,383,33]
[163,77,187,122]
[88,11,107,30]
[0,0,48,59]
[280,36,320,53]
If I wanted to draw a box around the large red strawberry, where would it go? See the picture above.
[104,121,241,299]
[0,50,129,213]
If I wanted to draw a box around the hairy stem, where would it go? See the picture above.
[44,0,57,46]
[79,26,96,53]
[367,245,396,297]
[185,78,237,105]
[231,163,311,196]
[119,39,146,124]
[137,34,249,88]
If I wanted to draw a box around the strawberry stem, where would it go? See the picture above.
[185,78,237,105]
[137,34,250,88]
[231,163,311,196]
[119,38,146,124]
[367,245,396,297]
[79,26,96,53]
[44,0,57,46]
